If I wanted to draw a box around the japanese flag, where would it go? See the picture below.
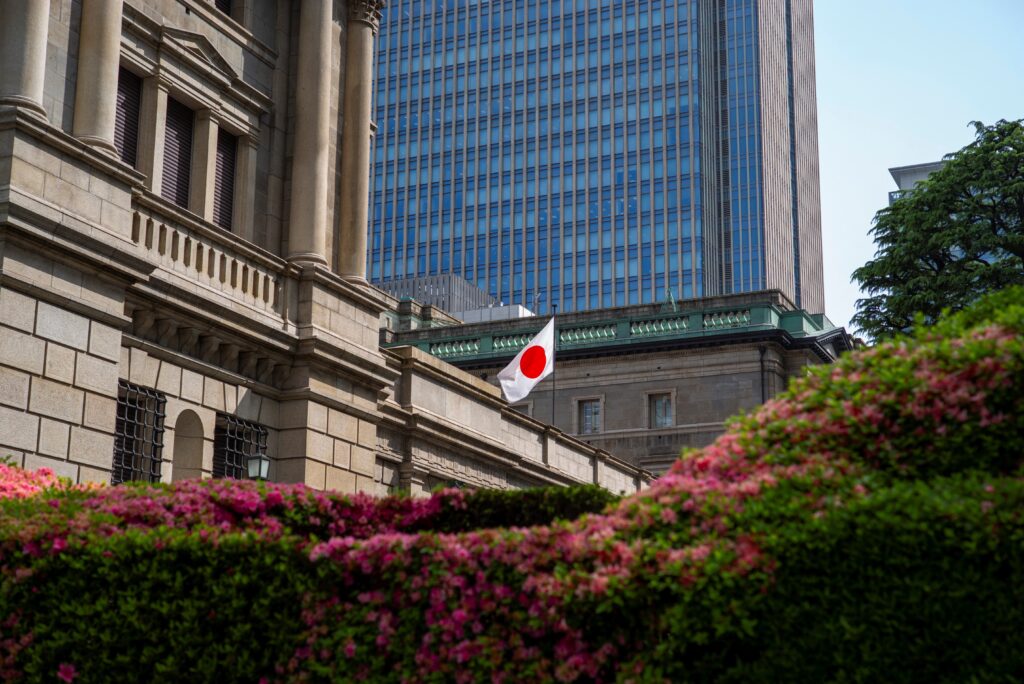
[497,317,555,403]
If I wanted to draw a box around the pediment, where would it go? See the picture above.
[160,27,237,86]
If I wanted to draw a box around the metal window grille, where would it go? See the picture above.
[213,414,268,480]
[111,381,167,485]
[578,399,601,435]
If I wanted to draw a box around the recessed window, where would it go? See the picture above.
[577,398,601,435]
[161,97,194,209]
[214,0,232,15]
[648,392,673,428]
[511,403,530,416]
[213,414,269,480]
[114,67,141,167]
[111,381,167,484]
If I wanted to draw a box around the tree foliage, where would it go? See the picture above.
[852,119,1024,339]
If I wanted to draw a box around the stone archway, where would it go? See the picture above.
[172,409,205,481]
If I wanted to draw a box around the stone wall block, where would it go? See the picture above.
[350,445,375,477]
[155,362,182,396]
[327,408,359,442]
[355,474,375,494]
[24,454,78,481]
[332,440,351,469]
[0,326,47,375]
[180,369,204,403]
[38,418,70,458]
[88,322,122,362]
[305,430,333,463]
[202,378,226,412]
[0,289,36,333]
[44,343,76,384]
[35,303,89,351]
[74,353,118,396]
[325,466,356,494]
[0,366,31,409]
[29,377,84,423]
[128,348,159,388]
[0,406,39,451]
[78,465,110,484]
[83,392,116,433]
[68,426,115,468]
[356,419,376,448]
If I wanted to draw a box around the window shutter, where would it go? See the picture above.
[114,68,141,167]
[213,129,237,230]
[161,98,193,209]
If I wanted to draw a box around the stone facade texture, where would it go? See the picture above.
[0,0,647,495]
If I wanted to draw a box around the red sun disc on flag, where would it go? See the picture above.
[519,346,547,379]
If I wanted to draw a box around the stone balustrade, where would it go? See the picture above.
[130,193,285,318]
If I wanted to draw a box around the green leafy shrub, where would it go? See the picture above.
[1,286,1022,683]
[420,484,619,533]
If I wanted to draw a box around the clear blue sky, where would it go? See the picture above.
[814,0,1024,333]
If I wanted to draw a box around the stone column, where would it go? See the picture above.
[337,0,384,282]
[0,0,51,117]
[189,110,219,221]
[286,0,333,265]
[72,0,124,154]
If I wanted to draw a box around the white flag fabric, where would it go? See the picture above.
[497,317,555,403]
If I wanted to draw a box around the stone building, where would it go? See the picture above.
[386,290,852,474]
[0,0,647,495]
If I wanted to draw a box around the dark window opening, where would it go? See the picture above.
[111,381,167,484]
[114,67,141,167]
[213,129,237,230]
[214,414,269,480]
[161,97,194,209]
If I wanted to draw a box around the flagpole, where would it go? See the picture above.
[550,303,557,427]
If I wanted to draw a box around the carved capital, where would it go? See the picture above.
[347,0,385,32]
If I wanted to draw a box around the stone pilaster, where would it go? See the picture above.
[286,0,333,265]
[234,134,259,241]
[72,0,124,154]
[137,77,168,192]
[0,0,51,117]
[189,110,219,221]
[337,0,384,282]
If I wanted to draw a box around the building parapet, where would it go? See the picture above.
[386,291,850,366]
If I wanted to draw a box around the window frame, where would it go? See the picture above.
[645,389,676,429]
[574,395,604,435]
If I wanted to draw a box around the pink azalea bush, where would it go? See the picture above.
[1,286,1023,683]
[0,463,64,501]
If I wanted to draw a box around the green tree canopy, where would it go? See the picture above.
[852,119,1024,339]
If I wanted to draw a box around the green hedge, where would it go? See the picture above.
[0,286,1022,683]
[421,484,619,533]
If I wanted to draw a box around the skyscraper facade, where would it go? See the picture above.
[369,0,824,315]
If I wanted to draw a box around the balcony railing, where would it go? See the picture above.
[130,192,286,318]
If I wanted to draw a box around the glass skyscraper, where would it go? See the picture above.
[369,0,824,315]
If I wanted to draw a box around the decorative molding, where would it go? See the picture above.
[347,0,386,32]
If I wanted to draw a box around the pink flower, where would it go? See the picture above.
[57,663,77,682]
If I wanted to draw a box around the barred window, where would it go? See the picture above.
[214,414,269,480]
[111,381,167,484]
